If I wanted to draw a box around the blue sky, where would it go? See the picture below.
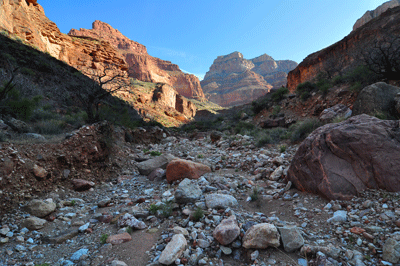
[40,0,388,80]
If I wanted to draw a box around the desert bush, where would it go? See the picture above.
[290,118,322,143]
[255,127,287,147]
[296,81,317,101]
[7,95,42,121]
[234,121,255,134]
[271,86,289,102]
[192,207,204,221]
[33,119,66,135]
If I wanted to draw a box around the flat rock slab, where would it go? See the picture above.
[136,154,176,176]
[107,233,132,245]
[288,114,400,200]
[205,194,238,209]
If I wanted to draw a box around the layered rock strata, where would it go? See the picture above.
[69,21,205,100]
[201,52,297,107]
[287,5,400,92]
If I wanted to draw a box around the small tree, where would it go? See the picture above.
[356,35,400,81]
[75,66,129,124]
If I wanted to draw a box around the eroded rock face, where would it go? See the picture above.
[353,0,400,31]
[287,114,400,200]
[201,52,297,107]
[287,6,400,92]
[69,20,205,100]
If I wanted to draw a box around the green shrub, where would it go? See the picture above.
[296,81,317,101]
[316,79,331,95]
[255,128,287,147]
[290,118,322,143]
[271,105,281,116]
[150,151,162,156]
[349,82,362,92]
[20,67,35,76]
[252,96,271,114]
[192,207,204,221]
[250,187,259,201]
[279,145,287,153]
[149,204,160,214]
[234,121,255,134]
[100,234,109,244]
[271,87,289,102]
[7,95,42,121]
[160,200,174,218]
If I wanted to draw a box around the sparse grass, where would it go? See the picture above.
[192,207,204,221]
[270,86,289,102]
[289,118,323,143]
[100,234,109,244]
[70,200,76,206]
[150,151,162,156]
[149,204,160,215]
[250,187,260,202]
[279,145,287,153]
[271,105,281,116]
[33,119,66,135]
[197,154,204,159]
[160,200,174,218]
[126,226,133,234]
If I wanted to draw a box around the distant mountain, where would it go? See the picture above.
[287,5,400,91]
[201,52,297,107]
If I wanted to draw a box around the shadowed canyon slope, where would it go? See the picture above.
[287,4,400,92]
[68,21,205,100]
[201,52,297,107]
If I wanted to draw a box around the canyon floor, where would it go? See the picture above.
[0,123,399,266]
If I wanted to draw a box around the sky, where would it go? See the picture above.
[39,0,389,80]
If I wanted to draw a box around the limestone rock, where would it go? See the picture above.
[269,166,284,181]
[136,154,176,176]
[159,234,187,265]
[25,199,56,218]
[319,104,352,122]
[383,238,400,263]
[174,178,202,203]
[117,213,146,230]
[205,194,238,209]
[278,226,305,252]
[288,114,400,200]
[166,159,211,183]
[353,82,400,117]
[242,223,280,249]
[213,215,240,246]
[21,217,47,230]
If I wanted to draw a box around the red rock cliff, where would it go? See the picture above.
[69,21,205,100]
[201,52,297,107]
[287,5,400,92]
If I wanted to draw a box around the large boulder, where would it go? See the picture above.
[166,159,211,183]
[287,114,400,200]
[319,104,352,122]
[353,82,400,117]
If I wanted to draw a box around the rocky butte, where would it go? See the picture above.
[201,52,297,107]
[68,21,205,100]
[287,2,400,92]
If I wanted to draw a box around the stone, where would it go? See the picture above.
[174,178,202,203]
[5,118,31,133]
[173,227,189,236]
[71,248,89,261]
[353,82,400,117]
[395,93,400,115]
[205,194,238,209]
[98,197,112,208]
[42,229,80,244]
[106,233,132,245]
[213,215,240,246]
[25,199,56,218]
[71,179,95,191]
[242,223,280,249]
[117,213,146,230]
[158,234,187,265]
[319,104,352,122]
[111,260,128,266]
[278,226,305,253]
[32,164,47,179]
[269,166,284,181]
[288,114,400,200]
[383,238,400,264]
[166,159,211,183]
[327,211,347,223]
[147,168,166,181]
[136,154,176,176]
[21,217,47,230]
